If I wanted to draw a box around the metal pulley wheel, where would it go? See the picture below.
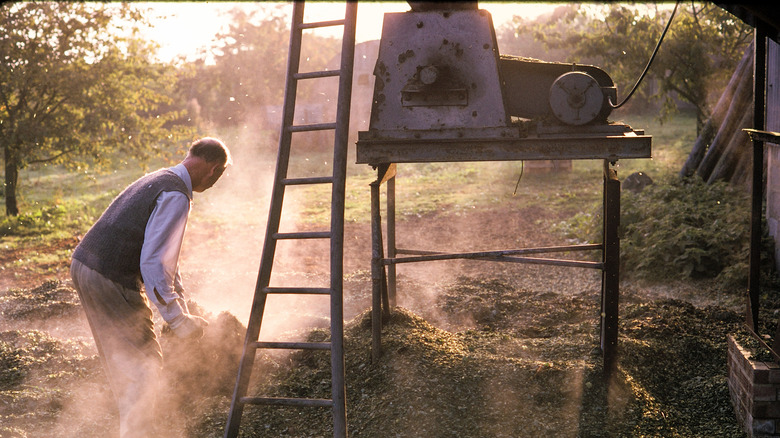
[549,71,604,126]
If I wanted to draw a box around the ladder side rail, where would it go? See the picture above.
[330,3,358,437]
[224,3,307,437]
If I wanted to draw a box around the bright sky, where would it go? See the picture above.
[143,2,559,62]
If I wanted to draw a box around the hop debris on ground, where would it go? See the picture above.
[0,277,753,437]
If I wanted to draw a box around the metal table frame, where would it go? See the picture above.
[357,126,651,374]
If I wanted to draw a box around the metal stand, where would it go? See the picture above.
[368,158,622,373]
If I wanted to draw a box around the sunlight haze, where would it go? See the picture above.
[143,1,558,62]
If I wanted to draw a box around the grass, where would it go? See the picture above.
[296,111,699,226]
[1,111,698,278]
[12,112,697,219]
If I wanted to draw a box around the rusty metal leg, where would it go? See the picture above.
[601,162,620,374]
[387,176,397,308]
[380,261,391,321]
[370,165,396,362]
[370,179,384,362]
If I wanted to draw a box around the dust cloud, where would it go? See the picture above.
[36,103,359,436]
[146,105,603,436]
[178,118,346,342]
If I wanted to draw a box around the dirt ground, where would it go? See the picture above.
[0,198,751,437]
[0,236,78,291]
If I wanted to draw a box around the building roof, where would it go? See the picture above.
[718,3,780,42]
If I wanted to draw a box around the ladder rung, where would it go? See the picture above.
[288,123,337,133]
[282,176,334,186]
[294,70,341,80]
[274,231,331,240]
[263,287,332,295]
[240,397,333,408]
[298,19,345,30]
[254,341,331,350]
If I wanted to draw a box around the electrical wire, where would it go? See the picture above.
[513,160,524,195]
[513,3,678,192]
[609,1,680,109]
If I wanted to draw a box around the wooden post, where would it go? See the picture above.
[696,56,755,180]
[681,42,753,178]
[707,109,754,183]
[748,25,768,331]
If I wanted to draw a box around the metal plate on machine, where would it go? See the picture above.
[369,9,508,131]
[401,87,469,107]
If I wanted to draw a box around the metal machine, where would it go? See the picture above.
[357,4,652,372]
[358,6,641,158]
[502,56,616,126]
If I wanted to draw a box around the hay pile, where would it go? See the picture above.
[197,277,748,437]
[0,278,752,437]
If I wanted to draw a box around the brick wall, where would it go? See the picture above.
[728,335,780,437]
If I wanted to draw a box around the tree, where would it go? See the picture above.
[497,4,583,63]
[180,5,290,127]
[0,2,194,216]
[183,4,341,127]
[653,3,752,130]
[512,3,752,132]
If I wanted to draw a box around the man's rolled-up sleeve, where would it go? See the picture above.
[140,191,191,323]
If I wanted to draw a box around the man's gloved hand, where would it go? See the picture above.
[169,313,209,340]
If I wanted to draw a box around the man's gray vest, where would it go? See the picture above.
[72,169,191,290]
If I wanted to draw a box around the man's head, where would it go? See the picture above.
[183,137,232,192]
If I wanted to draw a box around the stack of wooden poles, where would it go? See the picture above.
[680,41,755,186]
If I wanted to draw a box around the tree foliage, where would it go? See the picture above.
[182,4,341,127]
[653,3,753,129]
[0,2,195,215]
[508,3,752,131]
[181,5,289,126]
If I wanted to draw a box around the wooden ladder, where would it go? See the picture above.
[223,2,357,437]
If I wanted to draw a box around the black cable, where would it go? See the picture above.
[513,4,678,192]
[609,1,680,109]
[513,160,524,195]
